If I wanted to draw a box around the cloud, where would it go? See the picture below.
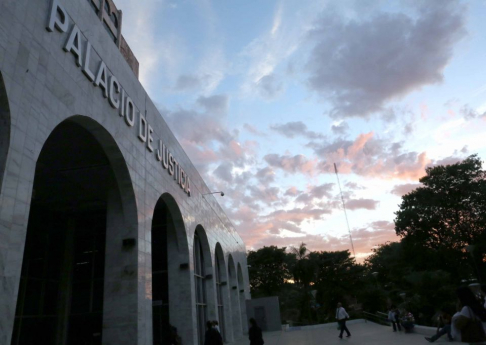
[390,183,421,197]
[247,185,281,206]
[255,167,276,185]
[264,153,317,176]
[285,186,301,196]
[345,181,365,190]
[310,132,431,180]
[257,73,284,100]
[270,121,324,139]
[331,121,349,136]
[433,155,464,167]
[262,206,332,234]
[244,123,267,136]
[197,94,229,114]
[243,219,399,262]
[305,1,467,118]
[174,74,213,91]
[295,183,334,204]
[345,198,379,210]
[213,161,233,182]
[459,104,486,120]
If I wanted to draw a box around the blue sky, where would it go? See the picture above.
[115,0,486,260]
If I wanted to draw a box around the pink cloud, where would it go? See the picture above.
[313,132,431,180]
[345,198,379,210]
[285,186,300,196]
[244,220,399,263]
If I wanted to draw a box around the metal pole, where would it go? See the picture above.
[334,163,356,258]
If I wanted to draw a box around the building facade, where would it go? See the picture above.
[0,0,250,344]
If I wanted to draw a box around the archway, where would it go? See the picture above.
[151,193,192,345]
[193,225,214,345]
[10,117,137,345]
[0,71,11,192]
[214,243,230,341]
[228,255,241,339]
[237,263,248,334]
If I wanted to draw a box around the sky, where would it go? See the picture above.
[115,0,486,261]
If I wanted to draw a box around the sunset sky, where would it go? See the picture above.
[116,0,486,260]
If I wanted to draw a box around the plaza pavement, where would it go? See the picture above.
[232,320,453,345]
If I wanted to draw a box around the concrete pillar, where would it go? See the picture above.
[102,185,139,345]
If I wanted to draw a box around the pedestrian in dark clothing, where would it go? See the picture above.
[204,321,223,345]
[336,302,351,339]
[393,307,401,331]
[425,308,453,342]
[248,318,264,345]
[388,305,401,332]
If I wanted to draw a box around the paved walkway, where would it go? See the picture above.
[232,321,453,345]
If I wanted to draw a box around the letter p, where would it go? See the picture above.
[47,0,69,33]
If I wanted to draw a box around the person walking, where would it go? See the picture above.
[336,302,351,339]
[248,318,264,345]
[204,321,223,345]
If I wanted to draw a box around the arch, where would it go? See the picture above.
[193,225,215,345]
[151,192,191,345]
[227,254,242,339]
[11,116,138,345]
[0,71,11,192]
[214,243,230,341]
[237,263,248,334]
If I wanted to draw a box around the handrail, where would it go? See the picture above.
[362,311,390,326]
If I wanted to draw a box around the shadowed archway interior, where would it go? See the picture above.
[11,119,128,345]
[151,193,191,345]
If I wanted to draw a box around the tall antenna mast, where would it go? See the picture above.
[334,163,356,258]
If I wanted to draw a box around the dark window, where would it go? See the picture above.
[194,233,207,345]
[215,252,226,341]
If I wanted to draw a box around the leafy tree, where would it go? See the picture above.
[312,250,363,316]
[395,155,486,283]
[288,243,316,323]
[247,246,292,296]
[289,242,315,287]
[395,155,486,250]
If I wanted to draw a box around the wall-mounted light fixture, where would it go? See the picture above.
[179,263,189,270]
[202,191,224,197]
[205,274,213,279]
[122,238,136,249]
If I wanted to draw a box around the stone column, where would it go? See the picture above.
[102,185,139,345]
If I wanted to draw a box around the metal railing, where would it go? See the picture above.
[362,311,390,326]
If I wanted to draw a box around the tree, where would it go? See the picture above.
[312,250,363,317]
[395,155,486,250]
[394,155,486,282]
[247,246,292,296]
[289,242,315,287]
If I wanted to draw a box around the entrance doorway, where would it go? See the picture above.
[151,194,192,345]
[11,120,122,345]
